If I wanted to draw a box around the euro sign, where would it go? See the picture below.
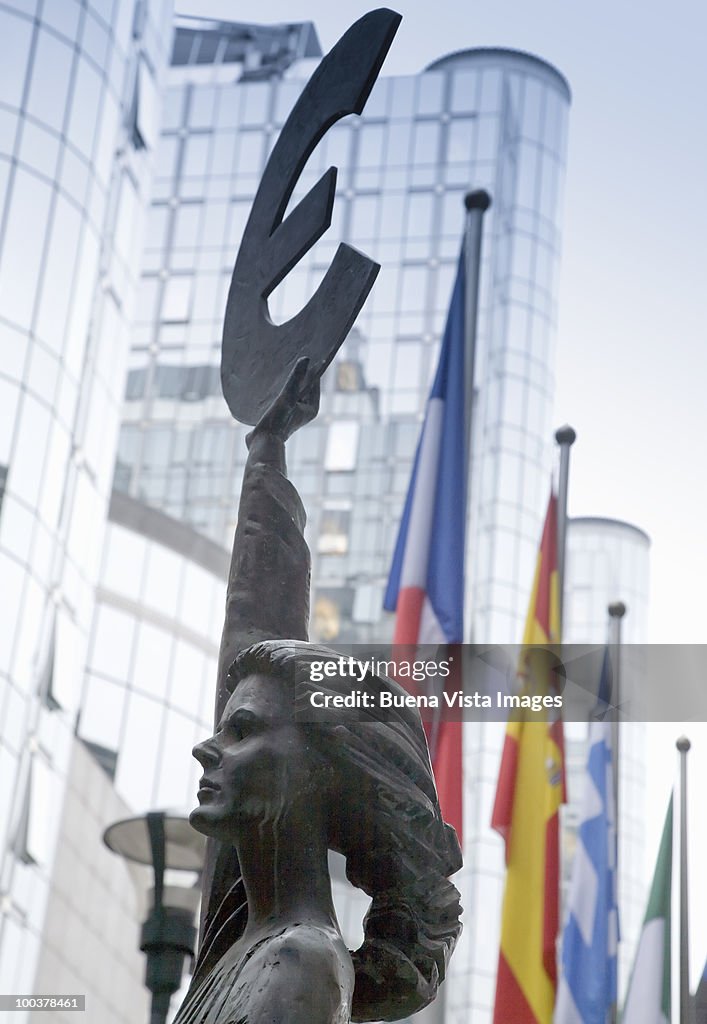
[221,8,402,425]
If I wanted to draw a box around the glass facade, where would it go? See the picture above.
[0,0,174,1011]
[79,492,226,813]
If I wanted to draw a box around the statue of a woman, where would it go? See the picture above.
[174,360,462,1024]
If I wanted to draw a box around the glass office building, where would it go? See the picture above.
[0,0,173,1011]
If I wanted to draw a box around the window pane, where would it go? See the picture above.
[161,276,193,321]
[451,69,478,114]
[412,121,440,165]
[89,605,135,682]
[53,609,83,711]
[155,135,179,178]
[236,132,263,174]
[400,265,428,312]
[133,622,170,700]
[2,13,33,109]
[447,118,476,164]
[417,73,444,116]
[8,394,50,506]
[36,194,83,350]
[325,422,359,472]
[407,192,434,238]
[350,195,378,240]
[172,203,202,250]
[241,82,268,125]
[0,171,52,327]
[0,376,19,464]
[26,30,74,129]
[102,524,147,600]
[26,755,58,865]
[168,640,205,717]
[79,674,126,751]
[18,120,60,179]
[318,506,351,554]
[116,693,164,809]
[358,125,385,167]
[67,58,103,157]
[189,85,217,128]
[154,711,197,807]
[182,133,210,177]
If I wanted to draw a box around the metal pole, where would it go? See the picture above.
[677,735,692,1024]
[460,190,490,664]
[141,813,196,1024]
[463,189,491,473]
[607,602,625,835]
[431,189,491,1024]
[607,601,626,1024]
[554,425,576,635]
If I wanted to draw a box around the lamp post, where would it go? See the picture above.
[103,812,205,1024]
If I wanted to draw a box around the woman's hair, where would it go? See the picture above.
[200,639,462,1022]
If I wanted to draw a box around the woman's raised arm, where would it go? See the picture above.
[213,357,321,720]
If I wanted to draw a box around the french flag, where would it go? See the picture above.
[384,250,468,839]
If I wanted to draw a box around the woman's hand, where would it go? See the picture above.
[247,357,321,445]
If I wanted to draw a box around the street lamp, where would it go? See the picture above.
[103,812,205,1024]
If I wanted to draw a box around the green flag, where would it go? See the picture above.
[622,794,673,1024]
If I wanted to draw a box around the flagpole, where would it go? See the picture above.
[463,189,491,475]
[553,426,576,634]
[607,602,626,840]
[457,192,490,720]
[608,601,626,1024]
[424,191,490,1024]
[677,735,691,1024]
[462,191,491,638]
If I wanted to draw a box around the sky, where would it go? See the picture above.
[180,0,707,985]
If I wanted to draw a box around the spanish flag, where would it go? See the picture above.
[491,491,566,1024]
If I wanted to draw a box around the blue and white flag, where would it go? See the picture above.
[555,653,618,1024]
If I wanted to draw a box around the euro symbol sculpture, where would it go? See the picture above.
[221,8,402,425]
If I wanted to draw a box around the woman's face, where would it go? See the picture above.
[190,673,317,839]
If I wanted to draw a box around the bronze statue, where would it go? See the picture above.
[175,363,462,1024]
[175,10,463,1022]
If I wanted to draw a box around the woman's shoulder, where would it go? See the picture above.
[248,921,351,978]
[239,923,353,1024]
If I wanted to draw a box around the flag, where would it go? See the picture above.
[555,649,618,1024]
[492,492,565,1024]
[384,249,467,839]
[622,795,672,1024]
